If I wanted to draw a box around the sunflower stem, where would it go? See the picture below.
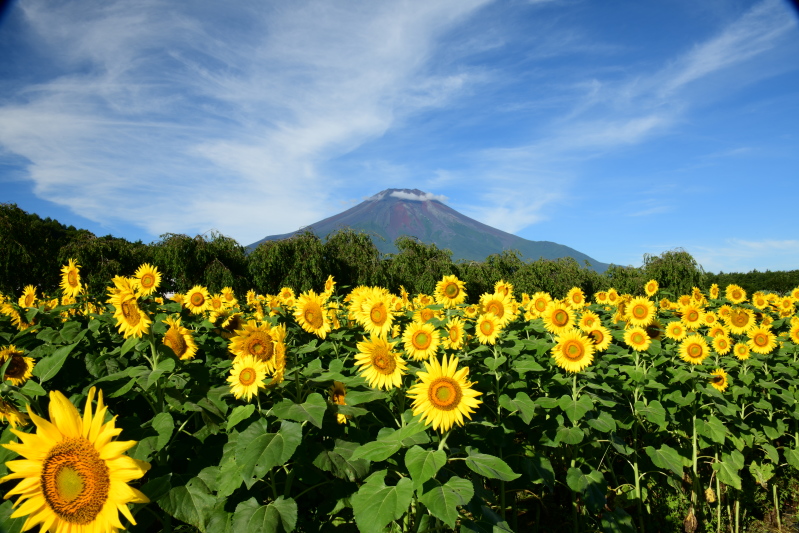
[773,482,781,532]
[437,429,451,451]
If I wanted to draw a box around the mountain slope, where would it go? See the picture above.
[248,189,609,272]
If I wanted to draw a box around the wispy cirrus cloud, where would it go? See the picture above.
[0,0,491,243]
[690,239,799,273]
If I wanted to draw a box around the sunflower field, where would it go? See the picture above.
[1,262,799,533]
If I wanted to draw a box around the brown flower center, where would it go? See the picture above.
[428,377,462,410]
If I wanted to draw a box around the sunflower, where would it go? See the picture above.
[644,279,659,297]
[587,325,612,352]
[109,291,151,339]
[463,305,479,319]
[626,297,656,327]
[528,292,553,319]
[474,313,502,345]
[578,310,601,332]
[402,322,440,361]
[162,316,198,360]
[733,342,750,361]
[566,287,586,309]
[1,388,149,532]
[18,285,37,308]
[747,325,777,355]
[594,291,609,305]
[0,399,28,427]
[607,288,620,305]
[59,258,82,298]
[725,307,755,335]
[702,311,719,328]
[751,292,769,310]
[645,320,664,341]
[480,292,513,326]
[229,320,276,372]
[279,287,296,306]
[407,355,482,433]
[552,329,595,373]
[354,335,407,390]
[133,263,160,297]
[725,284,747,304]
[443,317,466,351]
[1,303,29,332]
[494,280,514,297]
[542,301,575,335]
[0,345,35,386]
[679,335,710,365]
[329,381,349,425]
[435,275,467,308]
[324,275,336,296]
[413,307,441,325]
[295,290,331,339]
[185,285,212,315]
[227,355,268,401]
[680,304,704,330]
[712,335,732,355]
[265,333,287,389]
[709,369,729,392]
[659,298,673,311]
[624,326,651,352]
[789,323,799,345]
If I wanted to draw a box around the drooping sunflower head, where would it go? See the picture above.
[1,387,150,532]
[162,316,198,360]
[0,399,28,427]
[407,354,483,433]
[295,290,331,339]
[185,285,212,315]
[644,279,659,297]
[0,345,35,386]
[109,291,152,339]
[227,355,268,401]
[725,284,747,304]
[645,319,664,341]
[59,258,82,298]
[402,321,440,361]
[324,275,336,295]
[709,369,729,392]
[133,263,161,296]
[552,329,595,373]
[624,326,651,352]
[354,334,407,390]
[679,335,710,365]
[18,285,37,308]
[435,275,467,308]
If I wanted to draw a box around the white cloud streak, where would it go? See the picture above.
[0,0,490,243]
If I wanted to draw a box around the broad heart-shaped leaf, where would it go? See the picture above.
[712,450,745,490]
[227,404,255,431]
[586,410,616,433]
[271,393,326,428]
[158,477,217,531]
[784,446,799,470]
[558,394,593,424]
[696,415,727,445]
[464,448,520,481]
[555,426,584,445]
[499,392,537,424]
[523,454,555,491]
[350,419,428,462]
[237,420,302,488]
[32,341,81,382]
[419,476,474,528]
[152,412,174,451]
[749,461,775,489]
[634,400,666,427]
[565,468,606,513]
[233,496,297,533]
[645,445,685,478]
[313,440,371,482]
[405,446,446,489]
[351,471,414,533]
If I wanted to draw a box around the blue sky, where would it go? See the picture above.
[1,0,798,273]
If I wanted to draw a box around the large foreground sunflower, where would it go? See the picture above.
[229,320,276,372]
[354,335,407,390]
[407,355,482,432]
[227,355,268,401]
[1,387,150,532]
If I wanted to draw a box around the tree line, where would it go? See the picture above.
[2,202,796,301]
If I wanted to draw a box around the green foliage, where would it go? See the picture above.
[382,236,457,295]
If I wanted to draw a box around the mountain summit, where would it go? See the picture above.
[248,188,608,271]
